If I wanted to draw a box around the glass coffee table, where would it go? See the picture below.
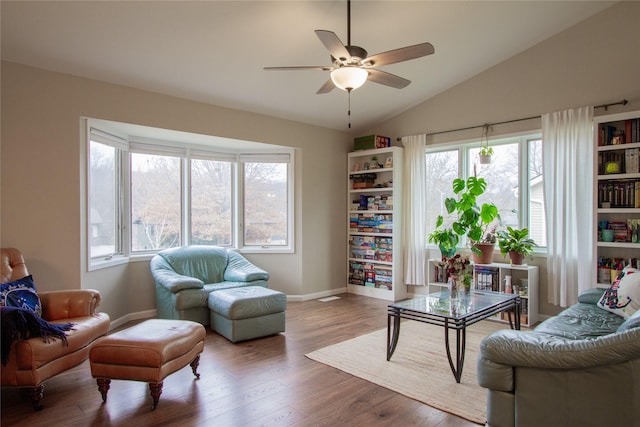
[387,290,521,383]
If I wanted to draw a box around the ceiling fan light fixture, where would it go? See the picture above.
[330,66,368,92]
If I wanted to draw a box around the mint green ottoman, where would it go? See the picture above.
[208,286,286,342]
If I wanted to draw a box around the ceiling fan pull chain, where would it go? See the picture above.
[348,90,352,128]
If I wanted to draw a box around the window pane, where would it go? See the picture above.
[243,162,288,246]
[528,139,546,247]
[470,144,519,230]
[191,159,232,246]
[89,140,117,258]
[131,153,181,251]
[425,150,459,237]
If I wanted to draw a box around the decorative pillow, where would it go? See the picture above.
[598,267,640,319]
[617,308,640,332]
[0,275,42,317]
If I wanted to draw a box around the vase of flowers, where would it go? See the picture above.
[441,254,471,297]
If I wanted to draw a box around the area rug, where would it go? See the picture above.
[305,320,507,425]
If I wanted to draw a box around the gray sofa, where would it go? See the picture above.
[478,287,640,427]
[150,245,269,325]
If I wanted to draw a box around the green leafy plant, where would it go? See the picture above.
[428,227,459,257]
[432,177,500,256]
[497,226,536,256]
[479,146,494,156]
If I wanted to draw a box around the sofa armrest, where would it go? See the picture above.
[150,256,204,293]
[224,251,269,282]
[480,328,640,370]
[577,287,606,305]
[39,289,103,321]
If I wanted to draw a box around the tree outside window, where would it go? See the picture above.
[130,153,181,251]
[191,159,233,246]
[243,162,288,246]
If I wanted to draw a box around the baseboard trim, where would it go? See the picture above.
[286,287,347,302]
[108,309,157,330]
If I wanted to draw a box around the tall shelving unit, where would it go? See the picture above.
[593,111,640,287]
[347,146,405,301]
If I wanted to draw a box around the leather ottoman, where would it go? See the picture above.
[208,286,286,342]
[89,319,206,409]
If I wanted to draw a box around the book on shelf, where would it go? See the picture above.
[598,124,617,146]
[598,180,640,208]
[626,148,640,174]
[348,260,393,289]
[474,266,499,291]
[349,236,394,261]
[599,119,640,146]
[625,118,640,143]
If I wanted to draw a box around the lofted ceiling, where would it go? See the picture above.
[1,1,616,134]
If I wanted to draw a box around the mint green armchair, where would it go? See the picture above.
[150,245,269,325]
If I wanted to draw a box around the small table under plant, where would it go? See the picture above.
[387,290,521,383]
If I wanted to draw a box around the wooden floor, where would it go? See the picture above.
[1,293,479,427]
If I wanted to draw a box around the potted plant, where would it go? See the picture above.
[497,226,536,265]
[479,124,493,164]
[432,176,500,264]
[428,227,458,259]
[475,225,498,264]
[479,146,493,164]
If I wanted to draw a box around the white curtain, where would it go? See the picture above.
[542,106,594,307]
[402,134,427,286]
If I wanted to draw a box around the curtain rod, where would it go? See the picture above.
[396,99,629,141]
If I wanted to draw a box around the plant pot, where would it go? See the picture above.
[479,155,492,164]
[472,243,495,264]
[509,251,524,265]
[439,245,456,259]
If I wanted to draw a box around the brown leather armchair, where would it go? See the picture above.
[1,248,110,410]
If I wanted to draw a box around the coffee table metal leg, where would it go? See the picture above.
[387,311,401,361]
[507,298,522,330]
[444,320,466,383]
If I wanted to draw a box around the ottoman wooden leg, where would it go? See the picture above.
[149,382,163,410]
[97,378,111,402]
[190,354,201,379]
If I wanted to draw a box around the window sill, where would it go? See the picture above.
[88,256,129,272]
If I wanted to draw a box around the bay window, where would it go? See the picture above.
[85,118,294,270]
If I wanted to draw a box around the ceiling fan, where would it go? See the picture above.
[263,0,435,94]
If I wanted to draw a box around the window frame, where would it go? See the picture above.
[86,127,130,271]
[425,131,546,254]
[84,118,295,271]
[239,153,293,250]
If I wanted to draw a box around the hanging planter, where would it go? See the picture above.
[479,124,493,164]
[479,152,493,164]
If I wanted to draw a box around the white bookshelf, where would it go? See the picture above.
[347,147,405,301]
[427,259,539,327]
[593,110,640,286]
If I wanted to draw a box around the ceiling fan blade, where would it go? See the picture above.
[315,30,351,62]
[364,42,434,67]
[263,66,332,71]
[367,69,411,89]
[316,79,336,94]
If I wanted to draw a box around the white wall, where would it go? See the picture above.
[1,62,350,324]
[372,1,640,316]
